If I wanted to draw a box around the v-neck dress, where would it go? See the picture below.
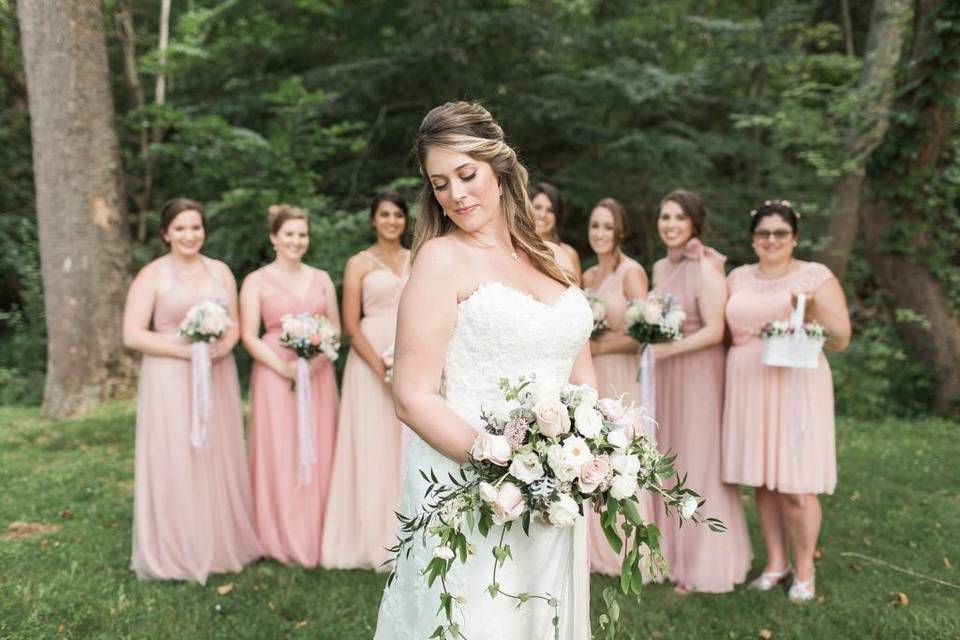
[247,266,339,567]
[321,251,409,570]
[131,258,260,584]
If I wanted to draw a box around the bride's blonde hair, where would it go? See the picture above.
[411,102,573,286]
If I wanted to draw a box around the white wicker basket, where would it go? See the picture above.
[762,294,824,369]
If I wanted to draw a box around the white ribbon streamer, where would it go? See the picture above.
[190,341,212,450]
[637,345,657,445]
[295,357,317,486]
[788,294,811,445]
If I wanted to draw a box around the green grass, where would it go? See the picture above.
[1,403,958,639]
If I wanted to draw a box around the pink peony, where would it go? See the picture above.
[534,400,571,437]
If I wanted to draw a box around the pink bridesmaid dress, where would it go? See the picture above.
[722,261,838,495]
[248,267,339,567]
[585,255,658,576]
[131,260,261,584]
[321,252,408,570]
[651,239,751,592]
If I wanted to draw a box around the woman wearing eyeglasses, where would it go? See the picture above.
[722,200,850,603]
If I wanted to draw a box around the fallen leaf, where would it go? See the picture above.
[3,521,59,541]
[816,596,826,604]
[40,539,49,548]
[295,620,308,629]
[35,434,50,445]
[268,601,275,611]
[891,592,909,607]
[59,509,74,520]
[56,624,64,636]
[813,548,824,560]
[849,491,860,501]
[651,632,663,639]
[945,557,953,570]
[216,583,234,596]
[759,629,773,639]
[848,563,861,572]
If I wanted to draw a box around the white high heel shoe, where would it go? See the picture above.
[748,566,792,591]
[788,575,815,603]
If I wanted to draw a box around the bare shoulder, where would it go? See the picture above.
[542,240,572,272]
[581,264,599,289]
[312,266,335,287]
[207,257,236,281]
[412,236,463,274]
[562,243,579,261]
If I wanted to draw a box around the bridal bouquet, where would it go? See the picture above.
[279,313,339,486]
[179,301,232,450]
[585,292,610,339]
[624,293,685,345]
[388,375,722,640]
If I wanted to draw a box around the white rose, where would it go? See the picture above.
[591,300,606,322]
[680,495,699,520]
[546,444,578,482]
[642,302,663,325]
[509,451,545,484]
[609,473,639,500]
[470,433,512,466]
[432,546,455,560]
[547,493,579,528]
[493,399,522,424]
[561,436,594,469]
[479,482,498,503]
[573,405,603,438]
[610,452,642,477]
[606,428,631,451]
[666,309,686,327]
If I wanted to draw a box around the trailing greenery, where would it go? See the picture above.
[1,403,958,639]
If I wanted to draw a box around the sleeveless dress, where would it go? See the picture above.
[248,267,339,567]
[374,282,593,640]
[131,260,260,583]
[585,256,657,576]
[722,261,838,495]
[322,251,409,570]
[651,239,751,592]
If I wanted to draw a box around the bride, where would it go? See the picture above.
[374,102,595,639]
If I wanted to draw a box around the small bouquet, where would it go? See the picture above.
[179,301,232,450]
[624,293,685,345]
[388,375,722,639]
[760,294,826,370]
[279,313,340,486]
[585,292,610,339]
[382,344,395,384]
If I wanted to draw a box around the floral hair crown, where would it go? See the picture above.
[750,199,801,219]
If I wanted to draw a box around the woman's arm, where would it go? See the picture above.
[310,270,343,372]
[122,262,192,359]
[340,254,388,379]
[209,260,240,360]
[239,273,295,380]
[393,239,479,465]
[654,259,726,361]
[591,265,648,356]
[564,244,582,285]
[805,277,851,351]
[569,340,598,390]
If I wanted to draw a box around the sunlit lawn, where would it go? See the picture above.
[1,402,958,639]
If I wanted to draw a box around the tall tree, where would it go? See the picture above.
[859,0,960,415]
[817,0,911,280]
[18,0,134,417]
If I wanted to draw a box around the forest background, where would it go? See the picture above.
[0,0,958,419]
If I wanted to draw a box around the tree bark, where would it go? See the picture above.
[817,0,911,281]
[859,0,960,415]
[17,0,136,417]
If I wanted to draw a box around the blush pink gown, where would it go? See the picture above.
[651,239,751,592]
[131,259,260,584]
[248,267,339,567]
[321,252,408,570]
[585,255,657,576]
[722,261,838,495]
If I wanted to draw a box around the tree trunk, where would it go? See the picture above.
[860,0,960,415]
[817,0,911,281]
[17,0,136,417]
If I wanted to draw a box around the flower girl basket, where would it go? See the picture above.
[762,293,824,369]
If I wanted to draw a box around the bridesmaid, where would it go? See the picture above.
[321,192,411,570]
[122,198,260,583]
[532,182,581,282]
[722,200,851,602]
[650,189,751,593]
[582,197,657,577]
[241,204,341,568]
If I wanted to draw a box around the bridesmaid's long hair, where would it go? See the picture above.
[411,102,572,286]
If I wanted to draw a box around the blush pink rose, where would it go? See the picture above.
[578,457,611,494]
[491,482,526,524]
[534,400,571,437]
[597,397,626,422]
[470,433,512,466]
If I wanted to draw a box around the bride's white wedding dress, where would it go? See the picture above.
[374,281,593,640]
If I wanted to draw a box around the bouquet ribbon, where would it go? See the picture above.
[190,342,212,449]
[295,356,318,486]
[637,345,657,444]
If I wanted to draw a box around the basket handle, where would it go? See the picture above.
[791,293,806,331]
